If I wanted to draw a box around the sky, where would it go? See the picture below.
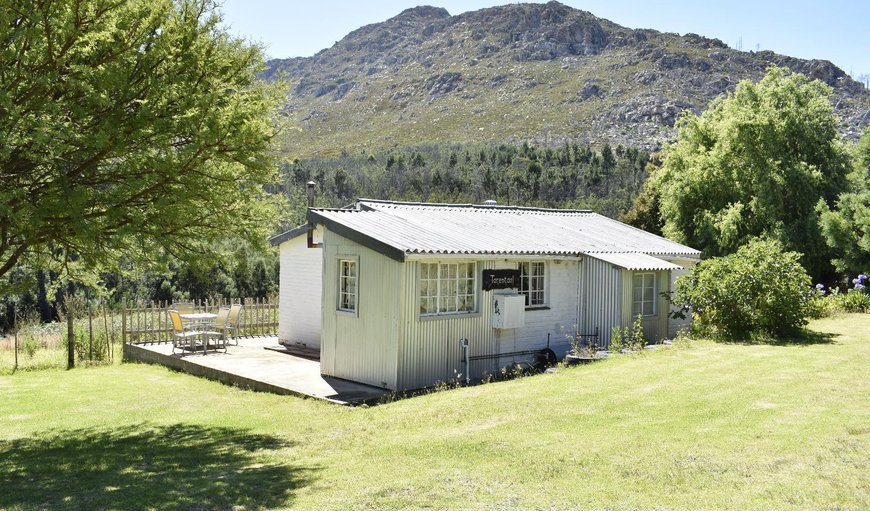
[219,0,870,80]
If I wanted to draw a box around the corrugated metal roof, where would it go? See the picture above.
[309,199,700,259]
[586,252,683,271]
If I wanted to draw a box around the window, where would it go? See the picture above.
[632,272,656,316]
[519,261,546,307]
[420,262,476,316]
[338,259,357,312]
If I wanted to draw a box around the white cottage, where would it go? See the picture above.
[270,199,700,391]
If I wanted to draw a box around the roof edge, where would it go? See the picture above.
[355,198,593,214]
[307,210,406,262]
[268,224,309,246]
[585,252,684,271]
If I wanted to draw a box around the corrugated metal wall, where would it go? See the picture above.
[320,231,402,389]
[397,260,499,390]
[578,255,623,346]
[620,269,671,342]
[318,242,687,390]
[396,259,583,390]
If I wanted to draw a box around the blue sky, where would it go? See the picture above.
[220,0,869,79]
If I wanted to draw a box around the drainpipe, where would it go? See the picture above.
[459,337,470,385]
[306,181,322,249]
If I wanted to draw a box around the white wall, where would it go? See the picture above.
[495,260,580,358]
[278,228,323,347]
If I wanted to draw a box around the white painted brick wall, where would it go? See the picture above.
[497,260,580,358]
[278,232,323,346]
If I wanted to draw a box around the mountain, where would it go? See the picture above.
[266,1,870,158]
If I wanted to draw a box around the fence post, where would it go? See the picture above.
[66,297,74,370]
[121,299,127,347]
[102,303,110,362]
[87,290,94,361]
[13,305,18,372]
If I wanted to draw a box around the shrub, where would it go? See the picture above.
[22,337,39,358]
[674,239,814,339]
[808,276,870,317]
[832,289,870,313]
[610,314,647,352]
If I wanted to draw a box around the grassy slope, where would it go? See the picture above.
[1,315,868,510]
[281,41,687,159]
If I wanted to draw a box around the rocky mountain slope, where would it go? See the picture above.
[266,1,870,158]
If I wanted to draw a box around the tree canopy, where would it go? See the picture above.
[652,66,852,280]
[0,0,283,288]
[817,127,870,276]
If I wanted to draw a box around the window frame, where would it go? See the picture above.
[337,256,359,315]
[418,261,478,318]
[631,271,656,317]
[518,261,547,309]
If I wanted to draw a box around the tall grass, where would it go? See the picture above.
[0,310,123,374]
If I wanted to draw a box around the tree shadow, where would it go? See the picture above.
[0,423,316,511]
[712,329,839,347]
[769,329,840,347]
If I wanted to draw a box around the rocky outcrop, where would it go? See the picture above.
[424,72,462,98]
[264,1,870,155]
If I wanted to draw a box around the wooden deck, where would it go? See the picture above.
[123,336,390,405]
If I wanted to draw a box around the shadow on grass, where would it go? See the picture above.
[769,329,840,347]
[716,330,841,347]
[0,423,315,510]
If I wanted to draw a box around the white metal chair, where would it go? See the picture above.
[169,309,202,354]
[206,306,232,350]
[225,304,243,345]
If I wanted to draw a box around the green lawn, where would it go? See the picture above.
[1,315,868,511]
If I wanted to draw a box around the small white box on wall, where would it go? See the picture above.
[492,293,525,329]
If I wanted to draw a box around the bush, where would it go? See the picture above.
[674,239,814,339]
[835,289,870,313]
[610,314,647,352]
[809,276,870,317]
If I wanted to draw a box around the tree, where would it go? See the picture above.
[0,0,283,367]
[817,127,870,276]
[620,160,663,236]
[0,0,283,287]
[653,66,851,280]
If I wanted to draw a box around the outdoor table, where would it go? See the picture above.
[179,313,218,353]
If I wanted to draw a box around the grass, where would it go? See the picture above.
[1,314,868,510]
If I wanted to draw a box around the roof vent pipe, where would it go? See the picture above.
[306,181,322,249]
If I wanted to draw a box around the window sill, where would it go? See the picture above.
[336,309,358,317]
[418,311,481,321]
[525,306,550,311]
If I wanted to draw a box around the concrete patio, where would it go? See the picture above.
[123,336,390,405]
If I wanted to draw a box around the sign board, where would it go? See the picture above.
[482,269,520,291]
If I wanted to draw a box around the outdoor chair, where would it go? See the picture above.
[207,306,232,349]
[225,304,243,345]
[169,309,202,354]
